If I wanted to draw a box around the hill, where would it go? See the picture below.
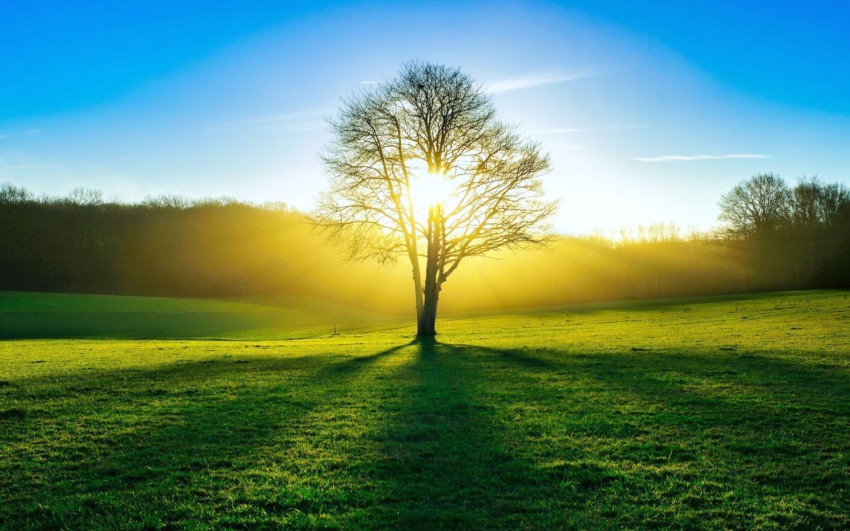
[0,291,395,340]
[2,290,848,527]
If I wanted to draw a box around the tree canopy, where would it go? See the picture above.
[718,172,791,239]
[718,173,850,240]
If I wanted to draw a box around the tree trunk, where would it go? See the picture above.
[411,253,424,330]
[417,205,444,337]
[418,280,439,336]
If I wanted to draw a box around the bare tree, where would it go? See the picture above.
[315,62,557,337]
[0,182,32,204]
[67,187,104,207]
[718,172,791,239]
[142,194,191,209]
[791,176,850,229]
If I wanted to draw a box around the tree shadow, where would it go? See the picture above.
[469,341,850,441]
[2,346,411,528]
[5,340,849,528]
[318,341,414,378]
[450,343,850,527]
[358,339,605,528]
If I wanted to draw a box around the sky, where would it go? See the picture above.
[1,0,849,235]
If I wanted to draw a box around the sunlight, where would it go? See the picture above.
[407,162,456,222]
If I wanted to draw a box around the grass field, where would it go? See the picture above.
[0,291,395,340]
[2,290,849,528]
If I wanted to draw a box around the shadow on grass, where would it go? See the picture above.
[1,348,410,528]
[469,342,850,449]
[318,341,413,378]
[3,339,849,528]
[451,343,850,527]
[359,339,605,528]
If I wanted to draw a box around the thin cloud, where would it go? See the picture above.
[212,109,331,133]
[0,163,57,170]
[221,109,329,126]
[635,153,770,162]
[360,80,379,85]
[540,128,594,134]
[486,70,594,94]
[256,120,326,133]
[0,128,41,140]
[554,144,586,151]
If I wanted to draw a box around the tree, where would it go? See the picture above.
[315,62,556,337]
[718,172,791,239]
[0,182,32,204]
[67,187,104,207]
[791,176,850,229]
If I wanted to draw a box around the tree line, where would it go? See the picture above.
[0,183,353,300]
[0,173,848,311]
[717,173,850,289]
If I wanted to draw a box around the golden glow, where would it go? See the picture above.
[407,163,456,221]
[151,202,745,317]
[300,233,745,315]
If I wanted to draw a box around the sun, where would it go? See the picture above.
[406,162,456,222]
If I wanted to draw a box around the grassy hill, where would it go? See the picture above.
[0,291,397,340]
[1,290,849,528]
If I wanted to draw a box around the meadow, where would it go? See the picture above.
[1,290,849,528]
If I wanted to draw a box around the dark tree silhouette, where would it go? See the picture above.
[716,173,850,288]
[315,62,556,336]
[791,176,850,229]
[718,172,791,239]
[0,182,32,204]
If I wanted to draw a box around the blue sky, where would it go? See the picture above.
[2,0,849,234]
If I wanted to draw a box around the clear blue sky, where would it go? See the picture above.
[2,0,849,234]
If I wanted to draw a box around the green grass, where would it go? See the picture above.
[1,290,849,528]
[0,291,395,339]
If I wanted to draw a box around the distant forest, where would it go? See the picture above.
[1,174,848,313]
